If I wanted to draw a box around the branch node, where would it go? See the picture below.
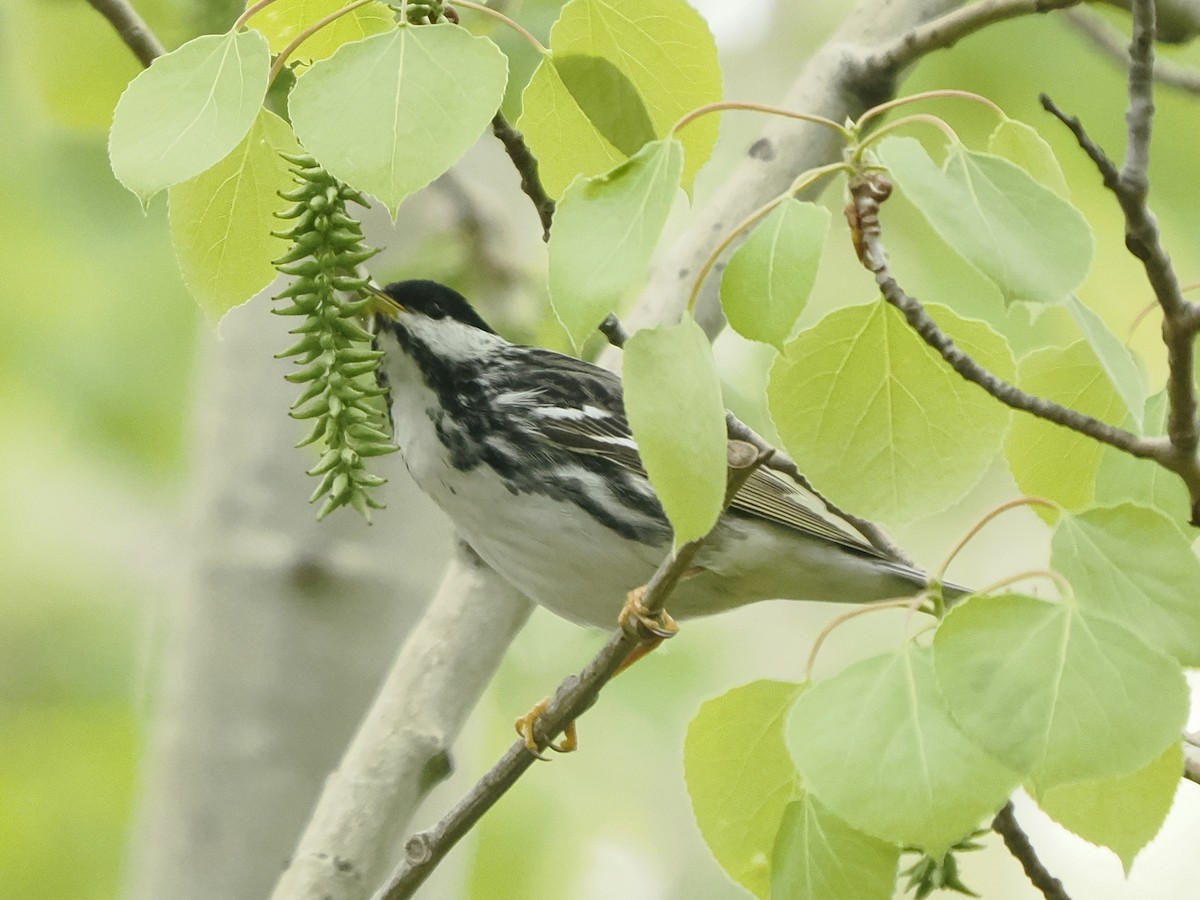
[404,833,433,866]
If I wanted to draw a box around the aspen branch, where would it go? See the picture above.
[372,445,769,900]
[490,112,556,241]
[85,0,165,66]
[1040,0,1200,523]
[992,802,1073,900]
[870,0,1081,74]
[1067,7,1200,94]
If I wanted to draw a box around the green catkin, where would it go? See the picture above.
[272,152,395,521]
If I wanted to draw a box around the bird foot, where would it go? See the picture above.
[618,586,679,641]
[514,697,577,759]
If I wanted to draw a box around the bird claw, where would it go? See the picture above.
[618,586,679,641]
[514,698,577,759]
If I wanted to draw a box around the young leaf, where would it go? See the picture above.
[987,117,1070,199]
[169,109,301,321]
[932,593,1189,789]
[1004,340,1126,512]
[109,30,270,204]
[1051,503,1200,666]
[770,795,900,900]
[288,24,508,216]
[517,0,720,197]
[1095,392,1191,517]
[1033,741,1182,875]
[1065,295,1146,429]
[877,136,1092,305]
[623,314,726,545]
[684,680,804,899]
[721,199,830,351]
[548,139,683,349]
[767,302,1013,524]
[786,643,1018,854]
[242,0,396,65]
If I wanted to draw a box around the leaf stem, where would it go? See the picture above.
[974,569,1074,601]
[452,0,549,55]
[684,161,848,313]
[855,113,960,157]
[234,0,281,31]
[670,101,852,140]
[803,596,930,681]
[857,88,1005,128]
[268,0,376,85]
[937,497,1060,583]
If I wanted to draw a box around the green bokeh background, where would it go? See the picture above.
[2,1,1198,898]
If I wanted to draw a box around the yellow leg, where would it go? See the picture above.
[514,697,578,758]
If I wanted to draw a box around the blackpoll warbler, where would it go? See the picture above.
[371,280,943,628]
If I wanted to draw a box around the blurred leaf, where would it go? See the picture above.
[684,679,803,898]
[623,314,727,545]
[878,136,1092,305]
[548,138,683,349]
[932,593,1188,789]
[721,199,830,351]
[770,795,899,900]
[169,108,300,321]
[1095,392,1191,517]
[768,302,1013,523]
[1004,340,1126,513]
[1065,295,1145,429]
[1033,741,1182,874]
[289,24,507,215]
[987,117,1069,198]
[109,31,270,204]
[1052,503,1200,666]
[787,644,1017,854]
[243,0,396,63]
[518,0,720,197]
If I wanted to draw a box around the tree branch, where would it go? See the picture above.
[490,112,555,242]
[373,446,769,900]
[268,543,533,900]
[1066,7,1200,95]
[85,0,165,66]
[992,802,1073,900]
[869,0,1081,74]
[1040,0,1200,524]
[846,175,1167,464]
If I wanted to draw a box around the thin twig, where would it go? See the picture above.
[373,448,769,899]
[1185,733,1200,787]
[597,313,913,564]
[869,0,1080,74]
[992,802,1073,900]
[1041,0,1200,524]
[85,0,165,66]
[490,112,556,242]
[846,175,1165,463]
[1067,7,1200,95]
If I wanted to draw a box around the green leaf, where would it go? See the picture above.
[721,199,830,351]
[1095,392,1191,517]
[770,795,899,900]
[548,139,683,349]
[1004,340,1126,512]
[243,0,396,64]
[1065,295,1145,429]
[877,136,1093,305]
[1034,742,1182,874]
[289,24,508,216]
[1051,503,1200,666]
[787,644,1018,854]
[932,593,1189,789]
[987,118,1070,199]
[109,31,270,205]
[767,302,1014,524]
[168,109,300,321]
[517,0,721,197]
[623,314,727,545]
[684,680,804,899]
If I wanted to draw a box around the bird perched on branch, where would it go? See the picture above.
[369,279,945,630]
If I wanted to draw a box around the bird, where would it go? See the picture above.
[368,279,948,631]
